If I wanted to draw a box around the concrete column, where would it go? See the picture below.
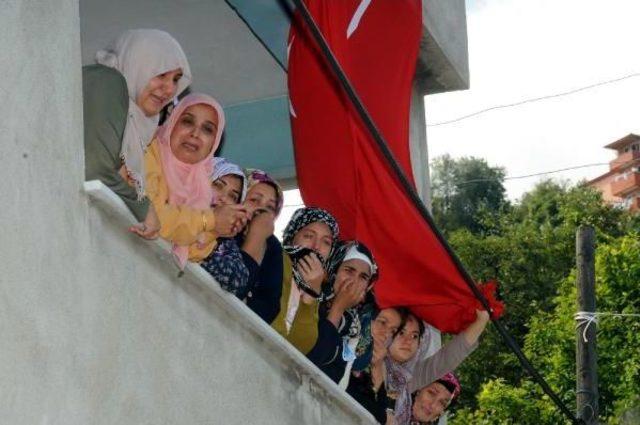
[409,80,432,210]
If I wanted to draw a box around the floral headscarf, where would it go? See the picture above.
[435,372,461,401]
[211,157,247,203]
[244,168,284,216]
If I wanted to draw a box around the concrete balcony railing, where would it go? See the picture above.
[611,172,640,197]
[610,150,640,170]
[79,180,376,425]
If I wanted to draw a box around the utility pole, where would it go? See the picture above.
[576,226,598,424]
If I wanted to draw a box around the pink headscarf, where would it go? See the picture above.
[155,93,226,268]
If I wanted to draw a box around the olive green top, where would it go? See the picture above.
[82,64,149,221]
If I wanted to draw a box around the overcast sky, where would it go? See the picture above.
[426,0,640,200]
[277,0,640,234]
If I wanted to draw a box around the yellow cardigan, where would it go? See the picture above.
[144,139,218,262]
[271,253,319,354]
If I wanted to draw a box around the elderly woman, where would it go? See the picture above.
[138,93,246,269]
[83,29,191,233]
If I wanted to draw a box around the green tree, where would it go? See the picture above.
[450,234,640,424]
[431,154,508,233]
[445,180,633,414]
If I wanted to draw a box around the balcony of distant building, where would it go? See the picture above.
[588,133,640,211]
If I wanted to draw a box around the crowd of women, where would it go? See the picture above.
[83,29,491,425]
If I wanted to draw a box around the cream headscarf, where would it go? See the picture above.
[96,29,192,198]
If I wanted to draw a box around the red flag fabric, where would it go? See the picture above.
[288,0,503,333]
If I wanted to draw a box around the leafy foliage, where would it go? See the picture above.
[428,162,639,423]
[431,154,508,234]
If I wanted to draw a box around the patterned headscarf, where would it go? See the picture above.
[385,319,432,425]
[323,240,378,336]
[324,240,378,301]
[435,372,461,402]
[282,207,339,298]
[96,29,192,198]
[211,157,247,203]
[282,207,339,248]
[409,373,461,425]
[244,168,284,216]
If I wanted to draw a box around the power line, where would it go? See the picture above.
[455,162,609,186]
[428,72,640,127]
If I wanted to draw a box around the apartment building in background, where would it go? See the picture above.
[588,133,640,212]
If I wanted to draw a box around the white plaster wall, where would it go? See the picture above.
[0,1,373,424]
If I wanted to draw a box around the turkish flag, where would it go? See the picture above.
[288,0,503,333]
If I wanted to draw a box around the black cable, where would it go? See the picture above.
[289,1,583,423]
[428,72,640,127]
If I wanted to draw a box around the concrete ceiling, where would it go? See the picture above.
[79,0,470,183]
[80,0,287,106]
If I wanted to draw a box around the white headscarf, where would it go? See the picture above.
[96,29,192,198]
[211,157,248,203]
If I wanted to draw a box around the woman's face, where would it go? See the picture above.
[137,68,183,116]
[412,382,452,422]
[291,221,333,260]
[334,259,372,295]
[169,104,219,164]
[372,308,402,343]
[212,175,243,206]
[389,316,421,363]
[244,182,278,218]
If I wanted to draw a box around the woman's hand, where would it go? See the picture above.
[334,281,365,311]
[326,281,365,327]
[371,331,389,365]
[241,210,275,264]
[298,253,325,304]
[129,204,160,240]
[297,253,325,293]
[385,411,397,425]
[246,209,275,242]
[214,204,248,237]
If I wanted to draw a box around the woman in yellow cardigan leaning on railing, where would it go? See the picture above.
[130,93,247,270]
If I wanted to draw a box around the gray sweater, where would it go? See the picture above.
[409,333,477,393]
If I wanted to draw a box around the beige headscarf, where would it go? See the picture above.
[96,29,192,198]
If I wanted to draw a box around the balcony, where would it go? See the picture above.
[610,150,640,170]
[611,172,640,196]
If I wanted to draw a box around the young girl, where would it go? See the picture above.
[346,306,407,424]
[83,29,191,230]
[385,311,489,424]
[134,93,246,269]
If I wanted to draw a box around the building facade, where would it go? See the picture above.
[588,134,640,212]
[1,1,469,423]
